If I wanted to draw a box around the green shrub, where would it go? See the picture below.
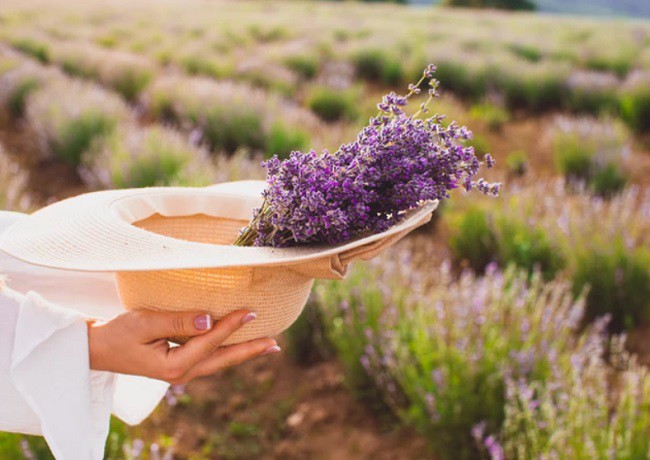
[110,67,153,102]
[143,76,281,155]
[352,49,404,86]
[495,217,565,280]
[203,106,266,153]
[0,146,30,211]
[567,85,619,115]
[212,149,266,183]
[0,433,54,459]
[352,49,384,81]
[620,81,650,134]
[448,204,564,279]
[469,103,509,131]
[573,245,650,330]
[50,44,156,101]
[448,206,498,272]
[26,79,127,166]
[307,86,358,122]
[433,61,488,102]
[443,0,535,10]
[10,37,49,63]
[58,56,94,78]
[284,299,332,366]
[552,118,629,197]
[590,163,626,197]
[85,126,214,189]
[147,89,177,123]
[468,134,490,156]
[565,71,619,115]
[505,150,527,176]
[237,65,295,97]
[265,122,309,160]
[0,58,19,76]
[507,43,542,63]
[54,112,117,165]
[332,29,349,42]
[284,54,319,79]
[483,335,650,459]
[5,76,40,118]
[179,55,232,79]
[104,417,131,460]
[95,33,118,48]
[502,67,567,112]
[553,132,592,182]
[154,48,173,66]
[315,266,405,414]
[448,178,650,334]
[247,24,289,43]
[585,53,635,79]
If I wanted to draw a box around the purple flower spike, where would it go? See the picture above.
[235,64,500,247]
[484,153,496,168]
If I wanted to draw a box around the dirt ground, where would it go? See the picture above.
[139,336,433,459]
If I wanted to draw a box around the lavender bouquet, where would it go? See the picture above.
[234,65,500,248]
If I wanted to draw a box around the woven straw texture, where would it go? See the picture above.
[116,214,314,345]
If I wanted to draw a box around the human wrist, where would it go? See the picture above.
[87,320,109,371]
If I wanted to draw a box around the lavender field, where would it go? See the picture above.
[1,0,650,458]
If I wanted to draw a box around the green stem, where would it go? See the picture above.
[375,72,432,119]
[233,199,268,246]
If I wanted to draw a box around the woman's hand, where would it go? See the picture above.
[87,309,280,384]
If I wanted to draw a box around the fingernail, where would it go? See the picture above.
[194,314,213,331]
[261,345,281,356]
[241,312,257,325]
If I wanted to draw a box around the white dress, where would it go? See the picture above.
[0,211,169,459]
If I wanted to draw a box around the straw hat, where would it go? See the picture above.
[0,181,437,344]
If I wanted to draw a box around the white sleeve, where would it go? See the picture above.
[0,285,114,459]
[0,211,169,459]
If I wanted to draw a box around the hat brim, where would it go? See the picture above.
[0,181,437,272]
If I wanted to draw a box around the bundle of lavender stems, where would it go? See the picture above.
[234,65,500,248]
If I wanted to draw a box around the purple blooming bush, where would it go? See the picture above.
[620,70,650,134]
[551,116,630,198]
[235,65,500,247]
[314,253,586,459]
[0,56,63,119]
[143,75,317,156]
[447,200,565,279]
[82,125,215,189]
[477,334,650,459]
[446,179,650,329]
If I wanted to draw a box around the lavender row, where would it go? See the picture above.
[311,253,650,459]
[445,177,650,329]
[3,4,650,132]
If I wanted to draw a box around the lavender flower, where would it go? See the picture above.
[235,65,499,247]
[164,384,186,406]
[484,435,505,460]
[20,439,36,460]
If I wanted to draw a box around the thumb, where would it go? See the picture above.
[133,310,214,343]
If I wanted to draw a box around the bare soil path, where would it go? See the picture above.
[138,338,433,460]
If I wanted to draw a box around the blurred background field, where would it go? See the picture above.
[0,0,650,458]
